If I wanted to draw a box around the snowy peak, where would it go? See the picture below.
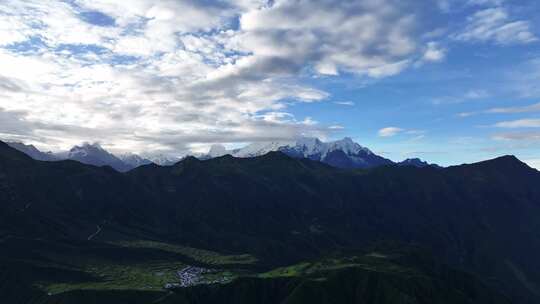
[66,143,129,172]
[8,137,399,171]
[293,137,325,156]
[208,144,228,158]
[117,153,153,168]
[7,141,169,171]
[326,137,372,156]
[68,142,106,158]
[283,137,373,159]
[234,141,293,158]
[202,137,394,169]
[66,143,157,171]
[144,154,182,166]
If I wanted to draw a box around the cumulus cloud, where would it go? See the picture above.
[234,0,418,76]
[421,42,446,62]
[0,0,459,154]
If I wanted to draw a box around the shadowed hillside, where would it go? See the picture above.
[1,141,539,303]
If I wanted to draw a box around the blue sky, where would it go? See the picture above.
[0,0,539,168]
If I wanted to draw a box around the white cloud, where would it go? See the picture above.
[488,102,540,114]
[494,118,540,128]
[464,90,490,99]
[524,158,540,170]
[467,0,505,6]
[422,42,446,62]
[334,101,355,106]
[75,0,230,32]
[432,89,490,105]
[0,0,451,154]
[234,0,420,77]
[457,112,476,118]
[378,127,404,137]
[458,102,540,117]
[454,7,537,45]
[0,14,33,46]
[492,131,540,141]
[367,60,411,78]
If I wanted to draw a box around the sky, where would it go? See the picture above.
[0,0,539,168]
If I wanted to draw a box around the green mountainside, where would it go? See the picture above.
[1,141,539,303]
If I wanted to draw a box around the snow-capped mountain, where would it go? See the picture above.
[63,143,131,172]
[144,154,182,166]
[233,141,295,158]
[117,153,153,169]
[280,137,393,169]
[10,138,436,171]
[204,137,394,169]
[6,142,57,161]
[8,141,169,171]
[397,158,441,168]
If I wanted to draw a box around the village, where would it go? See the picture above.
[164,266,231,289]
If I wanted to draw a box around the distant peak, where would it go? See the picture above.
[213,154,236,162]
[181,155,201,163]
[397,158,435,168]
[462,155,530,171]
[71,142,105,152]
[496,155,520,161]
[208,144,228,157]
[482,155,522,165]
[339,137,354,143]
[490,155,528,167]
[259,150,292,160]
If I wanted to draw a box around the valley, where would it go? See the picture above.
[1,141,539,303]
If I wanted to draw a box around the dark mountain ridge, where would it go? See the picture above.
[1,141,540,303]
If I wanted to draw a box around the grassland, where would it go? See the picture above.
[0,237,257,296]
[257,253,418,279]
[113,240,258,266]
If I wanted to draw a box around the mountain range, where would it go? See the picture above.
[0,139,539,303]
[207,137,395,169]
[7,142,153,172]
[6,137,438,172]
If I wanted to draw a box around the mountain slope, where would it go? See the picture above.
[63,143,131,172]
[6,142,57,161]
[117,153,153,169]
[279,137,394,169]
[1,141,540,303]
[7,141,155,171]
[164,245,511,304]
[397,158,440,168]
